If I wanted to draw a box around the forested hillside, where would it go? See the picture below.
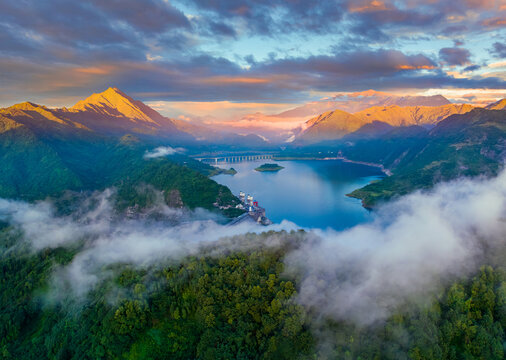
[341,108,505,207]
[0,125,239,213]
[0,228,504,359]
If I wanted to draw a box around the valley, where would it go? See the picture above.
[0,87,505,360]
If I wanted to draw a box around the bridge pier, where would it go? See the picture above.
[196,154,273,164]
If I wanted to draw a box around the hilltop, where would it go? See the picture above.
[66,87,182,136]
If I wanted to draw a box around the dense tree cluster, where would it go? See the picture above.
[0,132,241,219]
[0,230,312,359]
[319,266,506,359]
[0,228,504,359]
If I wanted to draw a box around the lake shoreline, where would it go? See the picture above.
[212,158,381,229]
[272,156,392,176]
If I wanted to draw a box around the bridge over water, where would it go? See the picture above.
[195,154,273,164]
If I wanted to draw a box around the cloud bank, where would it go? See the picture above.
[286,169,506,324]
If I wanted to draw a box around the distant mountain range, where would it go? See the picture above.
[354,103,475,127]
[0,87,269,148]
[277,90,452,118]
[296,103,484,144]
[222,90,453,139]
[2,87,503,147]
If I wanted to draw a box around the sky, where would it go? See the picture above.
[0,0,505,124]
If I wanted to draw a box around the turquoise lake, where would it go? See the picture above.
[212,159,384,230]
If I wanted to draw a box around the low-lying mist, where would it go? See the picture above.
[0,189,298,297]
[143,146,184,159]
[286,168,506,325]
[1,169,505,325]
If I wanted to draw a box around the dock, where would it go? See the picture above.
[230,191,272,226]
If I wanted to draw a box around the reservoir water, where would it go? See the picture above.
[212,159,384,230]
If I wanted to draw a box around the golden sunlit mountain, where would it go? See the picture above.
[71,87,165,125]
[260,91,452,119]
[0,101,89,134]
[298,103,477,143]
[64,87,182,136]
[299,110,365,142]
[485,98,506,110]
[0,87,271,147]
[1,88,503,146]
[354,103,475,127]
[0,88,190,138]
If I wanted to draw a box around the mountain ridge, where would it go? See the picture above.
[354,103,475,127]
[485,98,506,110]
[1,88,502,147]
[276,91,452,119]
[0,87,272,148]
[297,103,476,144]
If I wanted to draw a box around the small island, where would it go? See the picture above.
[255,163,284,172]
[210,167,237,176]
[220,167,237,175]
